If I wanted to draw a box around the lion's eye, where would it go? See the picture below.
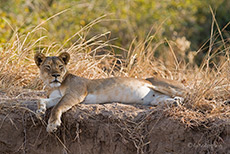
[59,65,64,70]
[44,65,51,70]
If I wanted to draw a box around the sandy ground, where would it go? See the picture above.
[0,91,229,154]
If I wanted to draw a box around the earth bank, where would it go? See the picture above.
[0,97,229,154]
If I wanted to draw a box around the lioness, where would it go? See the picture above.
[35,52,184,133]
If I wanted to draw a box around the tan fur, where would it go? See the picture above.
[34,52,185,133]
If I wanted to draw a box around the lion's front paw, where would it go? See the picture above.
[46,119,61,133]
[36,108,46,116]
[36,99,47,117]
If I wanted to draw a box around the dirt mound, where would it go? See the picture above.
[0,96,229,154]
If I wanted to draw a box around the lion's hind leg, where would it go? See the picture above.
[150,95,184,107]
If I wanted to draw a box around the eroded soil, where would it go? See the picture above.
[0,91,229,154]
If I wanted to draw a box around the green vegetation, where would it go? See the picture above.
[0,0,229,56]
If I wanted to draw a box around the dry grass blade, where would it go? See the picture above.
[209,6,228,59]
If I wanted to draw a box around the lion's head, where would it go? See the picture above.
[34,52,70,88]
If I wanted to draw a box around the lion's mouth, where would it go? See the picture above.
[52,79,61,83]
[49,80,61,88]
[51,78,61,83]
[49,79,62,88]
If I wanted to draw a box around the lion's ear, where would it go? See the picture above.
[58,52,70,65]
[34,52,46,67]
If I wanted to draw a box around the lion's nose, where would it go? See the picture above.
[52,74,60,78]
